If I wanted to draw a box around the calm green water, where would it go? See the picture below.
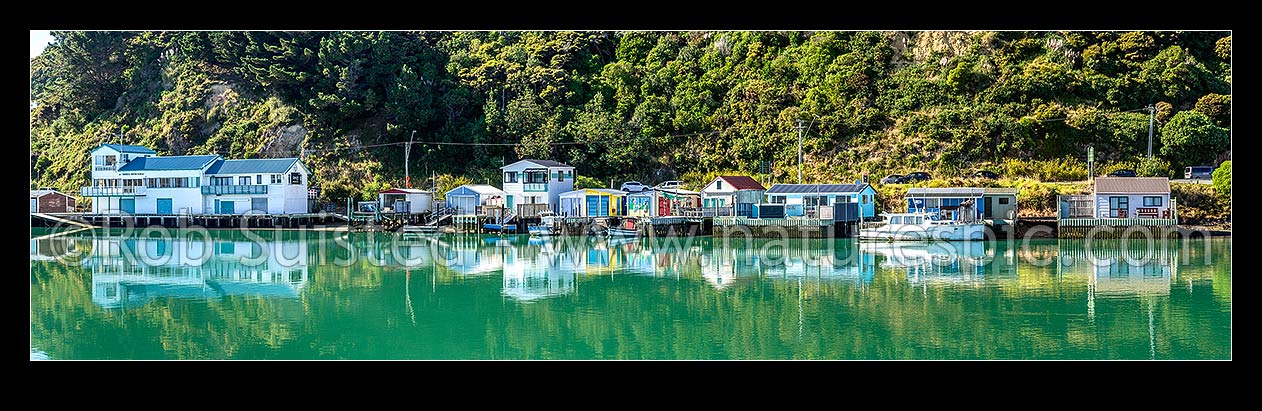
[30,229,1231,359]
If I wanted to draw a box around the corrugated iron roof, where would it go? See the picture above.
[116,155,220,171]
[205,158,300,174]
[380,188,432,194]
[905,187,985,197]
[504,159,572,169]
[1095,177,1170,194]
[983,188,1019,195]
[766,183,870,194]
[97,144,156,154]
[716,176,766,190]
[30,189,69,198]
[449,184,505,195]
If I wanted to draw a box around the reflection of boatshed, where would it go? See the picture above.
[377,188,433,214]
[445,184,506,215]
[558,188,627,217]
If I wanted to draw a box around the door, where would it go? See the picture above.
[119,198,135,214]
[157,198,173,215]
[251,197,268,214]
[215,199,235,214]
[451,195,476,215]
[600,195,610,217]
[983,196,993,218]
[506,195,514,212]
[586,195,602,217]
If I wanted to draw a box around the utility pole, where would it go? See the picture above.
[1147,105,1155,159]
[405,130,415,188]
[796,119,805,184]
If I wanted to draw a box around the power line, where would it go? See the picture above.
[297,130,723,156]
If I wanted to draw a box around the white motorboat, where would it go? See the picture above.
[529,212,561,236]
[859,212,986,241]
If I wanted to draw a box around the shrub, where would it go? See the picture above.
[1212,160,1231,199]
[998,158,1088,182]
[1136,157,1171,178]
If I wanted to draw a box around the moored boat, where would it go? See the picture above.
[529,211,561,236]
[859,212,985,241]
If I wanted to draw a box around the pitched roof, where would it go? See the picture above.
[30,189,69,198]
[503,159,572,169]
[205,158,300,174]
[983,188,1019,195]
[766,183,870,194]
[1095,177,1170,194]
[905,187,985,198]
[116,155,220,171]
[380,188,432,194]
[448,184,506,195]
[715,176,766,190]
[97,144,157,154]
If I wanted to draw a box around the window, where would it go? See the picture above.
[1143,196,1162,207]
[890,216,902,224]
[914,216,923,225]
[999,197,1010,205]
[804,196,828,206]
[212,176,232,186]
[524,170,547,184]
[505,172,518,183]
[558,170,565,182]
[716,180,723,190]
[239,176,251,185]
[256,175,263,185]
[770,196,786,204]
[862,194,870,204]
[95,155,116,166]
[271,174,282,184]
[1108,196,1129,218]
[289,173,301,185]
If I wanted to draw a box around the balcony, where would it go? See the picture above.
[81,186,146,196]
[93,165,117,172]
[202,185,268,195]
[522,182,548,192]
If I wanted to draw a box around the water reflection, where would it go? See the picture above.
[35,233,309,310]
[30,229,1230,359]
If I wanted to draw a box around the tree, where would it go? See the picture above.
[1159,111,1229,170]
[1212,160,1230,199]
[1194,93,1231,127]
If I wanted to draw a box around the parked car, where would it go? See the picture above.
[904,172,931,182]
[655,180,682,190]
[620,181,649,192]
[879,174,906,184]
[1107,169,1137,177]
[971,170,1000,179]
[1184,166,1214,179]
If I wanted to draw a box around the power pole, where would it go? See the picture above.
[1147,105,1155,159]
[405,130,415,188]
[796,119,805,184]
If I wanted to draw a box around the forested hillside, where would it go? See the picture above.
[29,31,1231,202]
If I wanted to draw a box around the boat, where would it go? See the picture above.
[529,211,561,236]
[398,225,438,234]
[607,218,640,237]
[859,211,985,241]
[607,227,639,237]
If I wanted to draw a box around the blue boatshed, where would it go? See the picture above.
[764,182,878,219]
[445,184,507,215]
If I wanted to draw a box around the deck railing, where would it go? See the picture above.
[80,186,146,196]
[202,185,268,195]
